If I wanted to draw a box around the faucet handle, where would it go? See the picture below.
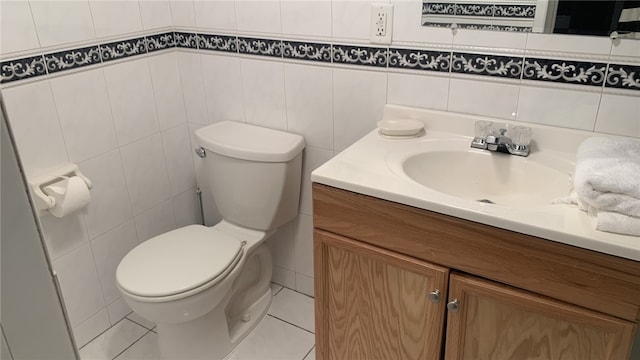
[510,126,533,147]
[474,121,493,138]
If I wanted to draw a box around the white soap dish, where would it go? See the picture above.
[377,119,425,137]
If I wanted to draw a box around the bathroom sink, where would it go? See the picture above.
[395,141,572,207]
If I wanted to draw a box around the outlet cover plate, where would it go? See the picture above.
[370,3,393,45]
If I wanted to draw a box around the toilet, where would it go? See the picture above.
[115,121,305,359]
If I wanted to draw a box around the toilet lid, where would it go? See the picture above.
[116,225,243,298]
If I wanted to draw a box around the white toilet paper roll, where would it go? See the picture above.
[43,176,91,218]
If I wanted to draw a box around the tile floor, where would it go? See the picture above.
[79,285,315,360]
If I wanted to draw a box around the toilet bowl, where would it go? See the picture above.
[115,121,305,359]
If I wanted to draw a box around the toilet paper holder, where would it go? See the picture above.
[29,164,93,211]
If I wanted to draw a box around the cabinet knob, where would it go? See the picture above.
[447,299,460,312]
[428,289,440,303]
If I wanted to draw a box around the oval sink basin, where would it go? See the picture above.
[402,150,571,207]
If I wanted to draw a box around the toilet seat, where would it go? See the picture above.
[116,225,243,298]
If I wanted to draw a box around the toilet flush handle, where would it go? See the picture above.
[195,147,206,158]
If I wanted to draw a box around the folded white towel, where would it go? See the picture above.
[596,211,640,236]
[573,137,640,218]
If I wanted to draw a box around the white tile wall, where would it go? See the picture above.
[201,54,246,124]
[284,64,334,150]
[89,0,143,38]
[139,0,173,30]
[235,0,282,34]
[30,0,96,48]
[194,0,237,31]
[91,220,139,304]
[281,0,332,37]
[120,134,172,215]
[240,58,288,130]
[79,149,133,240]
[333,68,388,151]
[2,2,640,353]
[52,244,105,327]
[49,69,118,163]
[104,59,160,146]
[148,53,188,131]
[0,0,40,54]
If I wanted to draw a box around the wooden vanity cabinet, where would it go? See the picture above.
[312,184,640,360]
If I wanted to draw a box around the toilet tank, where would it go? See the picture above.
[195,121,305,231]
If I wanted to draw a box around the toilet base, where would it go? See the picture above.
[156,286,272,360]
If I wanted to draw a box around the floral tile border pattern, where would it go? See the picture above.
[0,30,638,92]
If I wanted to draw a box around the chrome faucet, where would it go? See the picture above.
[470,121,532,157]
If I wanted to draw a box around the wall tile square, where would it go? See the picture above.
[516,85,600,131]
[272,266,296,289]
[387,72,449,110]
[281,0,332,37]
[106,297,132,325]
[201,54,246,123]
[295,273,314,297]
[50,69,118,163]
[525,33,612,56]
[40,213,89,261]
[194,0,237,31]
[161,124,196,195]
[448,78,519,120]
[52,244,105,327]
[30,0,95,48]
[170,0,196,28]
[332,0,376,40]
[2,81,69,177]
[293,214,313,277]
[391,0,453,45]
[266,220,295,271]
[89,0,143,38]
[91,220,139,304]
[148,53,188,130]
[103,58,160,146]
[120,134,172,215]
[284,64,333,150]
[0,0,40,54]
[333,68,388,151]
[139,0,173,30]
[79,149,133,240]
[240,58,288,130]
[611,38,640,59]
[172,188,202,227]
[235,0,282,34]
[72,309,110,348]
[177,52,209,124]
[299,146,334,215]
[134,200,177,242]
[595,93,640,138]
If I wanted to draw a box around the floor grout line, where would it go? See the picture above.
[302,345,315,360]
[111,328,152,360]
[266,314,315,336]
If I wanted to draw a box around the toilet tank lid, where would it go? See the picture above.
[195,121,305,162]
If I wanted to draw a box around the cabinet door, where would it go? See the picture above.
[314,230,449,360]
[445,273,636,360]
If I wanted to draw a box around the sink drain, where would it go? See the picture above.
[477,199,495,204]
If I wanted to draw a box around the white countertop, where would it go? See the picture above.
[311,105,640,261]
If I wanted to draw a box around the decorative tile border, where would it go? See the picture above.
[100,37,147,63]
[332,44,388,68]
[452,52,523,79]
[44,46,101,74]
[422,22,532,32]
[197,34,237,53]
[0,29,638,92]
[1,55,47,83]
[523,58,607,87]
[388,48,451,72]
[282,41,332,63]
[605,64,640,90]
[422,2,536,18]
[237,37,282,58]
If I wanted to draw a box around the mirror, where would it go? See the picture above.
[421,0,640,39]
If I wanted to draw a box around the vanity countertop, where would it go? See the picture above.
[311,105,640,261]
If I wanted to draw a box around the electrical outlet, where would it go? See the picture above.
[370,3,393,44]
